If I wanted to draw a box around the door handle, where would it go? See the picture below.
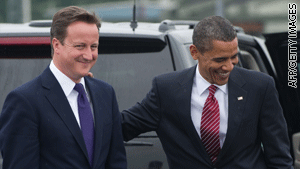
[124,141,153,146]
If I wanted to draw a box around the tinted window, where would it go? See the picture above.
[0,45,51,58]
[99,37,166,54]
[91,44,174,111]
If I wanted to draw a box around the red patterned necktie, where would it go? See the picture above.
[200,85,220,164]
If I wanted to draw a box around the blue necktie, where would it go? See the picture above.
[74,83,94,166]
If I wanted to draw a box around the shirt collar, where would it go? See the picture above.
[195,64,228,95]
[49,60,86,96]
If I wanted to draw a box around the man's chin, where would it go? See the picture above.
[214,74,230,85]
[214,77,229,86]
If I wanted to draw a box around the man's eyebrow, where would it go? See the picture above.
[232,52,239,57]
[212,52,239,61]
[212,57,227,61]
[71,42,99,46]
[72,42,85,44]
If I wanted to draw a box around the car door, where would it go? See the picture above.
[264,31,300,168]
[237,32,300,167]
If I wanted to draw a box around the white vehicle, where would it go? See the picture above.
[0,19,299,169]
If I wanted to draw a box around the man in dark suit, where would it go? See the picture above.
[121,16,293,168]
[0,6,126,169]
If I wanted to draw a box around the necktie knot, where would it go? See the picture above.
[74,83,89,107]
[74,83,86,95]
[208,85,218,96]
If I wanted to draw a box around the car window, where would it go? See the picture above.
[91,45,174,111]
[0,38,51,110]
[0,58,51,109]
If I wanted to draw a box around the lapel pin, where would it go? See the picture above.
[237,96,243,100]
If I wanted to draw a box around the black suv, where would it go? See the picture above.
[0,20,299,169]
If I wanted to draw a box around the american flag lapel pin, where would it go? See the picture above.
[237,96,243,100]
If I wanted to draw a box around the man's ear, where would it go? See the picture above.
[52,38,60,55]
[87,72,94,78]
[190,44,200,60]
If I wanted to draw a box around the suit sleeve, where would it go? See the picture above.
[121,77,161,141]
[105,88,127,169]
[0,90,40,169]
[259,77,294,168]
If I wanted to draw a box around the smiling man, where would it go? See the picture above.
[121,16,293,168]
[0,6,126,169]
[190,38,239,85]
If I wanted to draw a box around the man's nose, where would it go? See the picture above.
[83,47,94,60]
[222,60,235,71]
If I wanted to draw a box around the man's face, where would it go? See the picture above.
[190,38,239,85]
[52,21,99,83]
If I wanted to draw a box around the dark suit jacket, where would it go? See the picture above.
[0,67,126,169]
[122,65,293,169]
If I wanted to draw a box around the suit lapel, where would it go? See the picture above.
[41,67,89,162]
[217,67,247,163]
[84,77,105,168]
[175,65,212,166]
[176,66,248,166]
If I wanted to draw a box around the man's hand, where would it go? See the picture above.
[87,72,94,78]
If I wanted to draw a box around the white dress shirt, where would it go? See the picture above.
[191,64,228,147]
[49,60,94,128]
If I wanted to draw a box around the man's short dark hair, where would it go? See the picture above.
[192,16,237,54]
[50,6,101,56]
